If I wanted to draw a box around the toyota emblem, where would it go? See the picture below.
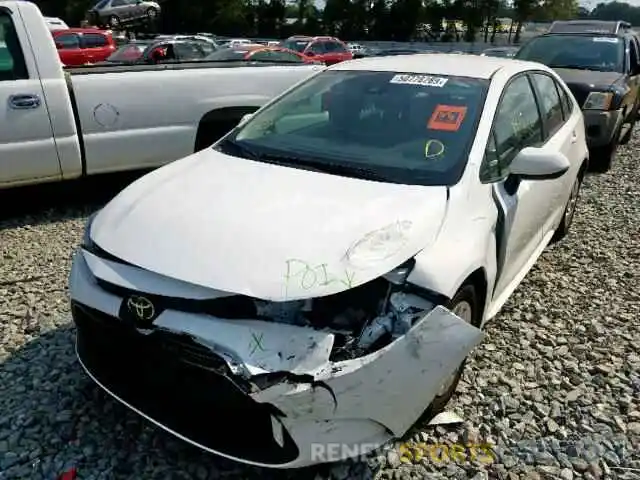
[126,295,156,323]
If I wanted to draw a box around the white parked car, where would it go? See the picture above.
[44,16,69,31]
[70,54,588,468]
[347,42,365,53]
[227,38,253,47]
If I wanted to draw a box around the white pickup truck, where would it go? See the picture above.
[0,1,322,190]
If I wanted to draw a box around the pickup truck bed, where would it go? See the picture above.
[0,1,322,190]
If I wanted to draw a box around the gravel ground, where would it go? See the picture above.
[1,134,639,480]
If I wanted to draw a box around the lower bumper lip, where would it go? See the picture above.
[73,302,301,468]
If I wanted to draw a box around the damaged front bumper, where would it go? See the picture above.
[69,249,483,468]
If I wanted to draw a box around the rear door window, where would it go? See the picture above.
[82,33,108,48]
[307,42,326,54]
[324,41,348,53]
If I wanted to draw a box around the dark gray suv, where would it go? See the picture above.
[88,0,161,28]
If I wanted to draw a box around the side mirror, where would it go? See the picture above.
[509,147,570,180]
[240,113,253,124]
[306,51,315,57]
[55,42,63,49]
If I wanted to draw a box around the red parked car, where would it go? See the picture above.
[280,35,353,65]
[204,44,321,64]
[52,28,116,66]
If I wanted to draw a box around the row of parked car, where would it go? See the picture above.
[48,19,640,172]
[3,1,636,469]
[348,20,640,172]
[51,30,356,67]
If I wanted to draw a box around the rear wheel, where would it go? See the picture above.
[146,7,158,19]
[422,284,480,419]
[551,167,584,243]
[108,15,120,28]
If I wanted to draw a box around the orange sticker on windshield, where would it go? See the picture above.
[427,105,468,132]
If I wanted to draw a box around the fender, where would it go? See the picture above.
[407,214,498,324]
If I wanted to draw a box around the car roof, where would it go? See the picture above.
[54,28,108,34]
[329,53,539,79]
[548,19,631,35]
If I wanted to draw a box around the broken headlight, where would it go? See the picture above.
[382,258,416,285]
[345,221,413,268]
[81,211,100,250]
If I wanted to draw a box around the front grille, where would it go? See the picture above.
[96,278,258,320]
[72,302,299,465]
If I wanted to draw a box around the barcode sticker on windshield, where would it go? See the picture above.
[390,74,448,87]
[593,37,619,43]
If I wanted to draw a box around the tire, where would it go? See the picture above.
[619,115,636,145]
[589,128,619,173]
[421,284,481,420]
[146,7,158,19]
[551,167,584,243]
[108,15,120,28]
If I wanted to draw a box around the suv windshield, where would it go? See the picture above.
[217,70,489,186]
[281,39,309,52]
[516,34,625,72]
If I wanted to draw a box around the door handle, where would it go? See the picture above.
[9,94,41,109]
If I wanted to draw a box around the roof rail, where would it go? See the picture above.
[548,19,629,35]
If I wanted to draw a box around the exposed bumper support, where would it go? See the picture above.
[69,250,484,468]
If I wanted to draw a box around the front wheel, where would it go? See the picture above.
[422,284,480,419]
[146,7,158,19]
[108,15,120,28]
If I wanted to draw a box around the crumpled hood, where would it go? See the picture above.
[91,149,449,300]
[553,68,624,89]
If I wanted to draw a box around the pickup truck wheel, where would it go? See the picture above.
[619,115,636,145]
[589,126,620,173]
[146,8,158,19]
[421,284,480,421]
[108,15,120,28]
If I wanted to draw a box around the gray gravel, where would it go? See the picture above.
[1,133,639,480]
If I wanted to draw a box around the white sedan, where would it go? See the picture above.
[69,54,588,468]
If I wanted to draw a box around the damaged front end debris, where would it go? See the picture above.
[71,250,484,468]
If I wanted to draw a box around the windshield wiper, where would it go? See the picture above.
[256,153,389,181]
[216,139,388,181]
[549,64,615,72]
[214,138,262,159]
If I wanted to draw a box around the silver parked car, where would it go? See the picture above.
[88,0,161,28]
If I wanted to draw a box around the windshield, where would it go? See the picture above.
[217,70,489,186]
[204,48,248,61]
[516,34,624,72]
[107,43,148,62]
[281,39,309,52]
